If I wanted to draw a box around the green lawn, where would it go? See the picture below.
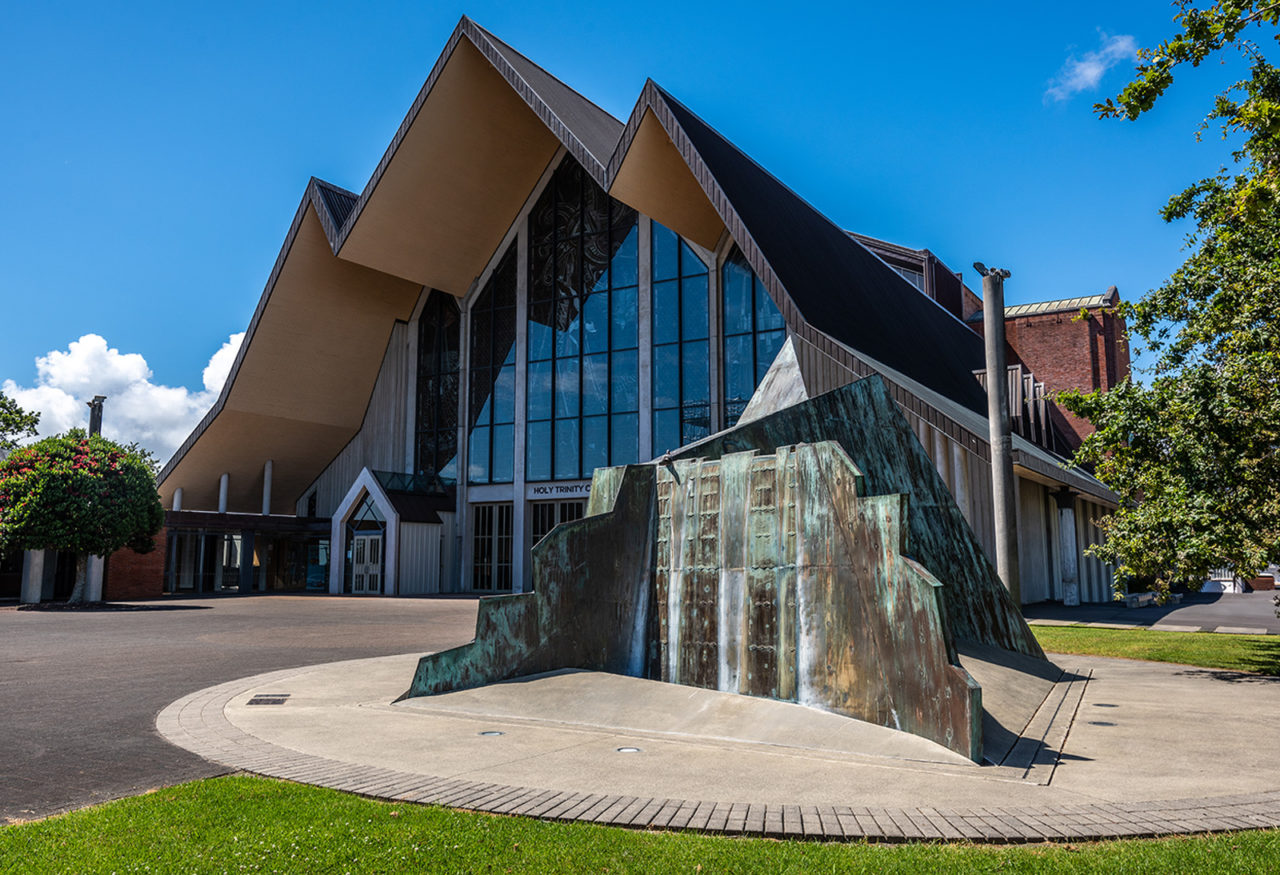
[2,776,1278,873]
[1031,625,1280,675]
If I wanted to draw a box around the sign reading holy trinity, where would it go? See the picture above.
[526,481,591,500]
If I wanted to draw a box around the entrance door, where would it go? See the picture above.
[351,534,383,594]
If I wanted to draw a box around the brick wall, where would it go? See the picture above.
[1003,306,1129,450]
[104,528,166,600]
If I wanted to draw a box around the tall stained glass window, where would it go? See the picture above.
[651,221,710,456]
[415,290,460,484]
[526,158,640,481]
[721,246,785,427]
[468,243,517,484]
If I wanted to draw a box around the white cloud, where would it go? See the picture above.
[203,332,244,394]
[2,332,244,464]
[1045,32,1137,103]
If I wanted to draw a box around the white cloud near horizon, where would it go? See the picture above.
[1045,32,1137,103]
[2,332,244,463]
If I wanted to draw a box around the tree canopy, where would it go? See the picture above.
[0,391,39,457]
[1060,1,1280,593]
[0,430,163,561]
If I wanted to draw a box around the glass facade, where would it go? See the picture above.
[428,155,797,593]
[165,530,327,593]
[651,221,710,456]
[526,159,640,481]
[468,243,518,484]
[721,246,785,427]
[416,290,461,483]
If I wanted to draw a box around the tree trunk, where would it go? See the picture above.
[67,552,88,604]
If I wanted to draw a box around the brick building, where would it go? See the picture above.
[994,289,1129,450]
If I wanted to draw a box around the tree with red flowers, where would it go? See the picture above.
[0,429,163,603]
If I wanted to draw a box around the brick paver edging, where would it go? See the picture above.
[155,669,1280,844]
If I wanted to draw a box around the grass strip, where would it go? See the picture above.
[1032,625,1280,676]
[2,776,1279,873]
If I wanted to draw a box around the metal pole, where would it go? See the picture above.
[87,395,106,436]
[976,263,1021,605]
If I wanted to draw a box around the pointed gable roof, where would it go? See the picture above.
[469,23,623,174]
[161,17,1079,511]
[644,85,991,416]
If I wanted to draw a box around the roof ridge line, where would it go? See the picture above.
[465,23,610,177]
[469,20,623,131]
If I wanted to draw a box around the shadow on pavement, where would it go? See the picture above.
[1173,667,1280,684]
[15,603,213,612]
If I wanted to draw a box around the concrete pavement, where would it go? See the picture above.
[158,645,1280,842]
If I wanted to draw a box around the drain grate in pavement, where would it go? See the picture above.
[247,693,291,706]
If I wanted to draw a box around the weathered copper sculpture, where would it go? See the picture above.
[402,375,1047,762]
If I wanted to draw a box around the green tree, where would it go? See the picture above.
[1060,1,1280,594]
[0,430,163,603]
[0,391,39,456]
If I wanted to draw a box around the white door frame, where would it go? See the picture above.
[329,468,400,595]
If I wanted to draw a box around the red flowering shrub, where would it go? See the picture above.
[0,429,163,559]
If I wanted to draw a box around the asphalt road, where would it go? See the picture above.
[0,595,479,823]
[1023,590,1280,633]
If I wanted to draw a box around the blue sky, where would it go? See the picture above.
[0,1,1248,458]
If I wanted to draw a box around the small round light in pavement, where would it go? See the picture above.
[478,730,505,737]
[616,746,642,753]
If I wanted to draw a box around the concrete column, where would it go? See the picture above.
[1054,488,1081,606]
[261,460,273,516]
[457,286,473,595]
[85,555,105,602]
[20,550,45,604]
[979,265,1021,605]
[637,217,653,460]
[218,473,229,514]
[707,241,723,434]
[172,487,183,512]
[513,222,529,593]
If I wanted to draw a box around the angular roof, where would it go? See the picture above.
[159,15,1090,510]
[469,23,623,171]
[313,179,359,228]
[651,86,991,416]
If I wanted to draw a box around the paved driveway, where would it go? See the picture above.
[0,595,478,823]
[1023,591,1280,634]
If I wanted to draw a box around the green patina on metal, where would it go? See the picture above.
[655,444,982,759]
[402,464,656,698]
[403,375,1046,762]
[676,375,1043,660]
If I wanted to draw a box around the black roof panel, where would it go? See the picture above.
[655,86,990,416]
